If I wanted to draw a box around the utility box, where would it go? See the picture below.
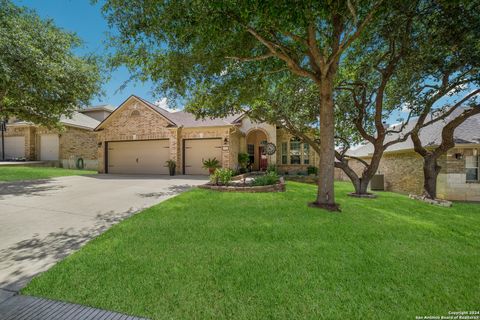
[371,174,385,191]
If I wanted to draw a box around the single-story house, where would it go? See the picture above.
[95,95,319,175]
[335,110,480,201]
[0,105,114,169]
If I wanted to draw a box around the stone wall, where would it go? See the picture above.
[437,147,480,201]
[60,127,98,169]
[35,126,98,169]
[229,128,242,170]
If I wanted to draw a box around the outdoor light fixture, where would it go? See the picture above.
[224,137,229,144]
[454,153,463,160]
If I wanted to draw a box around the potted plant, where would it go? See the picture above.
[202,157,221,174]
[166,159,176,176]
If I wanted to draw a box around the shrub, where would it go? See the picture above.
[238,153,250,170]
[202,158,221,174]
[252,171,280,186]
[307,166,318,175]
[266,164,277,173]
[210,168,234,186]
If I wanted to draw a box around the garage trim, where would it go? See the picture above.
[105,138,170,174]
[182,138,223,175]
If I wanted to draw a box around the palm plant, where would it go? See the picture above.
[202,157,221,174]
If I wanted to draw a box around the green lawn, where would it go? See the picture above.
[0,166,96,182]
[23,182,480,319]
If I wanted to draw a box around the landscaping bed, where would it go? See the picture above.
[201,170,285,193]
[199,176,285,192]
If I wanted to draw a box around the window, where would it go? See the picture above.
[303,143,310,164]
[466,149,479,181]
[281,142,287,164]
[247,144,255,165]
[130,110,140,117]
[247,144,255,156]
[290,138,301,164]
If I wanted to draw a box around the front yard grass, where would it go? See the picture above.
[23,182,480,319]
[0,166,96,182]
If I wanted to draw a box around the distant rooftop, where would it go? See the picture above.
[79,104,116,113]
[347,108,480,158]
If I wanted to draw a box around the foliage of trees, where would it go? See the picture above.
[0,0,102,127]
[101,0,384,210]
[101,0,480,204]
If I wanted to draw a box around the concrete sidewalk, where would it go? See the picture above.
[0,295,149,320]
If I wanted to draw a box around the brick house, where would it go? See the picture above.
[0,105,114,169]
[95,95,319,175]
[335,111,480,201]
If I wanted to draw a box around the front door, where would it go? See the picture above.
[259,146,268,171]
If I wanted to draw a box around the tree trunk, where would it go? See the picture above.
[313,78,339,211]
[423,155,440,199]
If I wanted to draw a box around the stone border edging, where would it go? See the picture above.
[409,194,452,207]
[199,177,286,193]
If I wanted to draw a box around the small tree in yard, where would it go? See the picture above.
[399,1,480,199]
[0,0,102,127]
[100,0,384,211]
[333,2,418,196]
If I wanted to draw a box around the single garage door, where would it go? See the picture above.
[0,136,25,159]
[184,138,222,175]
[40,134,59,160]
[107,140,170,174]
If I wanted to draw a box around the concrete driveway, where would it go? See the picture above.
[0,174,206,299]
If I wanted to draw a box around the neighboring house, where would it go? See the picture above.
[0,105,115,169]
[336,110,480,201]
[95,95,319,175]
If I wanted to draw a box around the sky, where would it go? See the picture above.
[13,0,166,109]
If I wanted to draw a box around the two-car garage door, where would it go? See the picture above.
[107,140,170,174]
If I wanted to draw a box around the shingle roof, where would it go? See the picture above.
[60,112,100,130]
[348,108,480,158]
[79,104,116,113]
[134,95,243,128]
[7,111,100,130]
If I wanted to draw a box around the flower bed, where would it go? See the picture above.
[199,176,286,193]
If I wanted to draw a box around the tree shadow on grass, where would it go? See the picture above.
[0,180,65,200]
[0,208,138,292]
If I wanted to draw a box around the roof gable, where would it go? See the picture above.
[95,95,176,130]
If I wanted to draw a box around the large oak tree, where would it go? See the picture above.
[0,0,102,127]
[101,0,383,211]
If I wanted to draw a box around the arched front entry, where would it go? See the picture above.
[246,129,268,171]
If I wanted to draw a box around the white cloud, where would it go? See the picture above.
[154,97,178,112]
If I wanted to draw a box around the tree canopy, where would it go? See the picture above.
[101,0,383,210]
[0,0,102,127]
